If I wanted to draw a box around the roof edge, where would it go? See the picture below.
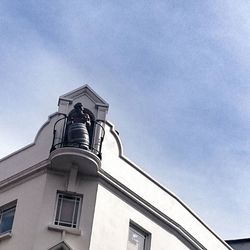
[58,84,109,107]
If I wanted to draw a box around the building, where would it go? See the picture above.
[0,85,232,250]
[226,238,250,250]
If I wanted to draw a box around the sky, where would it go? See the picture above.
[1,0,250,240]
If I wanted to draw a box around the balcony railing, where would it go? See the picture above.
[50,114,105,159]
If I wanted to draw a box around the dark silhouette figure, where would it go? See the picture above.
[66,103,91,149]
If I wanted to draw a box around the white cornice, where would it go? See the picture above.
[0,159,49,192]
[105,121,232,250]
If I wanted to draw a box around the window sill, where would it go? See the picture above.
[0,232,12,241]
[48,224,81,235]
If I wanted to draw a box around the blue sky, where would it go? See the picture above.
[1,0,250,239]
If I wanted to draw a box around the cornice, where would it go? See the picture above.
[105,121,232,250]
[98,169,206,250]
[0,159,49,192]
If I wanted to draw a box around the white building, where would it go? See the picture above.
[0,85,232,250]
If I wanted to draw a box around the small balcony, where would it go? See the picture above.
[50,147,101,175]
[49,114,105,175]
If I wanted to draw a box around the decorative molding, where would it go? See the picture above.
[48,241,73,250]
[0,160,49,192]
[48,224,81,236]
[105,121,232,250]
[0,112,57,163]
[98,169,206,250]
[59,85,109,108]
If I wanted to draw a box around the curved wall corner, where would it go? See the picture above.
[0,113,60,182]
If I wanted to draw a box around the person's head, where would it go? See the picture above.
[74,102,83,110]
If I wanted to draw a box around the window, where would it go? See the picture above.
[54,192,82,229]
[127,223,151,250]
[0,201,16,235]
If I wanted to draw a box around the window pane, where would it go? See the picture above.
[127,227,146,250]
[73,201,79,225]
[0,208,15,234]
[55,198,62,223]
[60,199,75,224]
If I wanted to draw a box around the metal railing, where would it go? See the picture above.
[50,114,105,159]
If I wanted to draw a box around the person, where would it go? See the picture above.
[67,102,91,127]
[66,102,91,149]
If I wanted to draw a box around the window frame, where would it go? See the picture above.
[127,221,151,250]
[0,200,17,237]
[53,191,82,230]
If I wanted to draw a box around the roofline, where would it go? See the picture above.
[106,120,233,250]
[58,84,109,107]
[226,238,250,243]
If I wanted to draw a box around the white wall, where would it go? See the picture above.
[90,184,194,250]
[101,122,231,250]
[0,174,48,250]
[0,171,98,250]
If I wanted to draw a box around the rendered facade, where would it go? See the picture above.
[0,85,233,250]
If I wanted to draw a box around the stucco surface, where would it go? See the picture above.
[0,171,99,250]
[101,122,231,250]
[90,184,194,250]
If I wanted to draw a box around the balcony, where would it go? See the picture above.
[49,114,104,175]
[50,147,101,175]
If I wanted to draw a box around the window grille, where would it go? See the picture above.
[54,193,82,229]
